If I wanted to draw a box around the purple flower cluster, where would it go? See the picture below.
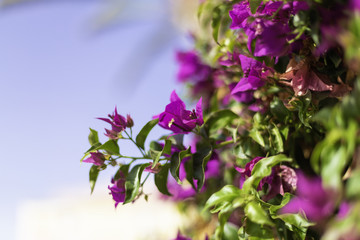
[108,173,126,208]
[157,91,203,134]
[229,1,308,57]
[230,55,271,103]
[98,107,133,139]
[83,151,105,166]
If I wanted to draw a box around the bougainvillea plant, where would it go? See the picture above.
[81,0,360,239]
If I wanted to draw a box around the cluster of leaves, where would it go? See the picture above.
[81,0,360,239]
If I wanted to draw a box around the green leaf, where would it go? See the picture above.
[347,169,360,199]
[205,109,238,134]
[204,185,242,211]
[81,142,102,162]
[250,0,262,14]
[88,128,99,146]
[89,165,100,194]
[154,163,172,196]
[245,201,274,226]
[270,124,284,153]
[249,129,265,147]
[136,119,159,150]
[184,158,196,190]
[149,140,171,168]
[170,147,191,184]
[211,5,222,44]
[269,193,292,215]
[98,140,120,155]
[243,154,292,191]
[289,91,312,127]
[245,219,274,239]
[270,98,290,122]
[269,193,312,240]
[114,164,130,180]
[124,163,150,204]
[223,223,239,240]
[193,142,213,191]
[273,213,312,240]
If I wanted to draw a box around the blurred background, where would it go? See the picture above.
[0,0,198,239]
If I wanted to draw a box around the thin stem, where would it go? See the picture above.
[120,156,153,160]
[141,172,151,186]
[124,130,146,156]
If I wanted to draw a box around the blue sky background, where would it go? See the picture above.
[0,1,190,238]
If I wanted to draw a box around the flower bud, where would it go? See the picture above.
[126,114,134,128]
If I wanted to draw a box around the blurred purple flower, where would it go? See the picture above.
[219,51,241,67]
[172,231,192,240]
[98,107,129,139]
[83,151,105,166]
[253,21,291,57]
[337,202,350,219]
[157,91,203,133]
[108,174,126,208]
[315,3,348,55]
[229,1,309,57]
[248,101,267,114]
[176,50,211,83]
[350,0,360,11]
[281,172,335,222]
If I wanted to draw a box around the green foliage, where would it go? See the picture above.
[154,163,172,196]
[193,141,213,191]
[89,165,100,194]
[204,109,239,136]
[98,140,120,155]
[170,147,191,184]
[249,0,262,14]
[124,163,150,204]
[149,139,171,168]
[242,154,292,191]
[136,119,159,150]
[88,128,99,146]
[81,1,360,239]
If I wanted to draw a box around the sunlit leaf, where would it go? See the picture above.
[124,163,150,204]
[136,119,159,150]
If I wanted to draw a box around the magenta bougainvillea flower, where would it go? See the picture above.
[236,157,274,189]
[281,172,335,222]
[176,50,212,83]
[229,1,308,57]
[108,174,126,208]
[236,157,297,200]
[230,55,270,103]
[157,91,203,133]
[83,151,105,166]
[98,107,131,139]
